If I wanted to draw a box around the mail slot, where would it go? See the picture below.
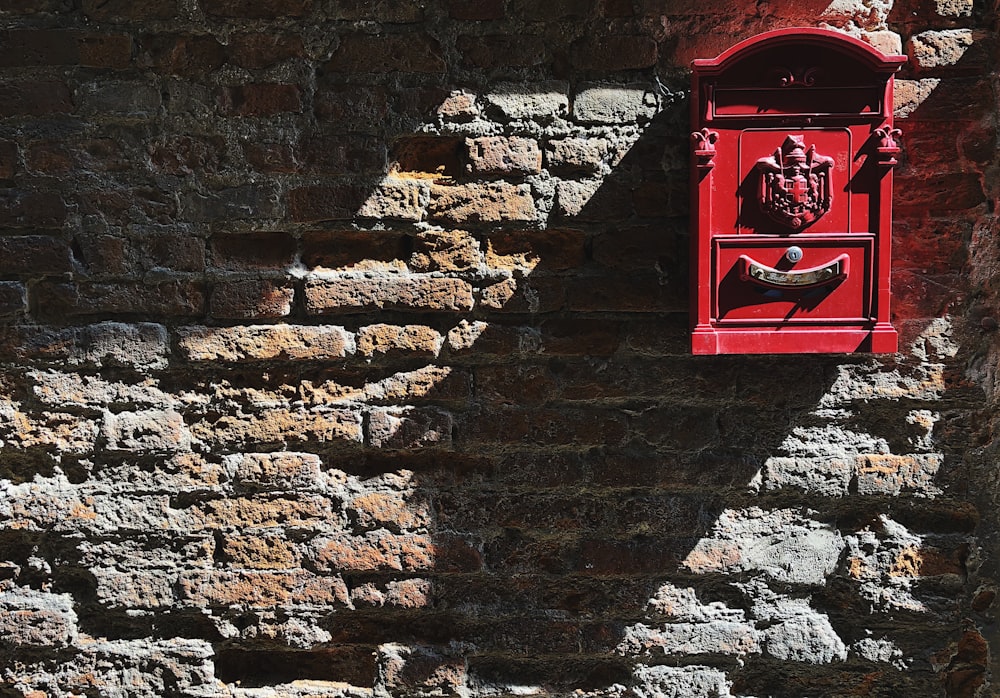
[690,28,905,355]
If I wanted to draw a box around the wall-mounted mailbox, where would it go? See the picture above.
[690,28,906,355]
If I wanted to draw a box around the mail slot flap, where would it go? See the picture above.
[711,86,885,119]
[713,235,874,324]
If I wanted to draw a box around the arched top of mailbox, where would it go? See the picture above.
[692,27,907,78]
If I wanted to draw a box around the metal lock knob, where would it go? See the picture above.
[785,246,803,263]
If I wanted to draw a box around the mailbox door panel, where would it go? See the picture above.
[737,128,853,235]
[713,235,873,323]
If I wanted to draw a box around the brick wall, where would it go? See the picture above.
[0,1,996,696]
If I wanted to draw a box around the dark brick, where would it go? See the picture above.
[210,279,294,319]
[328,0,424,21]
[0,81,72,116]
[510,0,595,20]
[0,235,73,276]
[592,225,677,271]
[182,185,280,222]
[244,141,297,173]
[0,191,67,227]
[0,30,131,69]
[76,81,161,116]
[32,280,206,319]
[565,274,685,312]
[138,234,205,273]
[73,234,134,277]
[0,140,17,179]
[287,184,369,222]
[227,33,306,69]
[149,135,225,175]
[571,35,658,70]
[325,34,445,74]
[218,84,302,116]
[0,282,25,316]
[298,134,387,175]
[392,136,464,177]
[136,34,226,75]
[895,172,985,211]
[447,0,505,18]
[210,233,297,271]
[25,138,129,175]
[457,34,547,68]
[82,0,178,21]
[314,85,390,130]
[202,0,313,17]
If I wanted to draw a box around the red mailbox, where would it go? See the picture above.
[690,28,906,354]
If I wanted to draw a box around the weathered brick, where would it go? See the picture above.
[459,407,627,446]
[302,229,409,270]
[305,275,474,314]
[181,570,348,608]
[855,453,942,496]
[478,275,566,313]
[357,324,443,358]
[429,182,537,224]
[298,134,387,174]
[76,80,162,116]
[177,325,353,362]
[325,34,445,73]
[894,173,985,211]
[908,29,988,73]
[573,83,657,123]
[546,137,609,173]
[411,230,480,272]
[0,80,72,116]
[33,280,205,319]
[243,141,297,173]
[218,83,302,116]
[368,407,454,449]
[227,32,305,68]
[357,177,428,221]
[103,409,190,453]
[328,0,424,21]
[0,140,16,179]
[183,185,280,222]
[379,644,467,695]
[287,184,368,222]
[312,531,435,572]
[511,0,595,20]
[210,279,295,320]
[136,34,226,75]
[0,235,73,276]
[556,177,633,220]
[448,0,505,19]
[149,135,224,175]
[201,0,313,18]
[0,30,131,69]
[73,234,133,277]
[79,322,169,369]
[485,81,569,120]
[190,408,363,448]
[485,228,587,272]
[138,233,205,273]
[314,84,390,128]
[27,138,129,175]
[0,590,77,648]
[457,34,547,68]
[229,451,323,491]
[571,35,657,70]
[466,136,542,175]
[82,0,178,21]
[210,232,296,271]
[220,534,301,569]
[0,281,25,315]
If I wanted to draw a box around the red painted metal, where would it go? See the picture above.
[690,28,906,355]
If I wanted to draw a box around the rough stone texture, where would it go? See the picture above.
[0,4,993,698]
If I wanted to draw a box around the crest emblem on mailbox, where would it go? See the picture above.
[689,28,905,355]
[756,135,834,230]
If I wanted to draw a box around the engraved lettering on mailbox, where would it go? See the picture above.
[755,135,834,230]
[740,253,849,288]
